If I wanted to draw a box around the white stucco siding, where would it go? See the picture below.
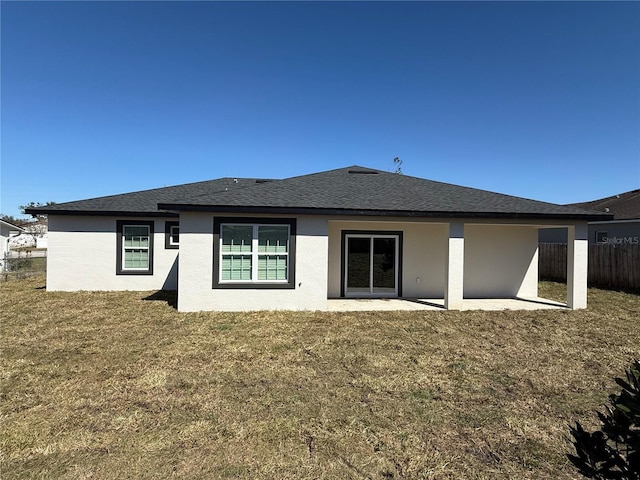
[445,222,465,309]
[45,212,583,310]
[47,215,178,291]
[327,220,448,298]
[1,223,11,257]
[177,213,329,312]
[463,224,539,298]
[567,222,589,309]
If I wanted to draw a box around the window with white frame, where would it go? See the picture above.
[117,220,154,275]
[169,225,180,245]
[165,221,179,249]
[213,218,296,289]
[220,224,289,282]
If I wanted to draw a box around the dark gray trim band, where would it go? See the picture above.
[26,209,179,218]
[28,207,611,222]
[157,203,611,221]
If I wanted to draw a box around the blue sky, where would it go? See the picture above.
[1,1,639,218]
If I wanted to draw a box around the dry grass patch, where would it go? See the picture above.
[1,276,639,479]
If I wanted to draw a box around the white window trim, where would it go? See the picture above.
[219,223,290,283]
[122,224,151,271]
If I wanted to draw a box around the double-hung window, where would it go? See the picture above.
[220,225,254,281]
[116,220,154,275]
[213,218,296,289]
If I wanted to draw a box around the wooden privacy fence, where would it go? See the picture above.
[538,243,640,292]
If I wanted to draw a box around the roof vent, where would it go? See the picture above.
[348,168,379,174]
[255,179,273,184]
[605,208,610,212]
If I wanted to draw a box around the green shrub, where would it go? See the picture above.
[568,359,640,479]
[8,257,33,271]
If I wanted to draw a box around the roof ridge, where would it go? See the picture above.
[567,188,640,206]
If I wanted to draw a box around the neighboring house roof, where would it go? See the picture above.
[26,165,612,221]
[0,219,26,231]
[566,189,640,221]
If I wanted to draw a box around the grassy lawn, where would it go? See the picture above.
[1,277,638,479]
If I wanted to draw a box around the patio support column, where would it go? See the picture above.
[445,221,465,310]
[567,222,588,310]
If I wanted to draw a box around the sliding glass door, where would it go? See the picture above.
[345,234,399,297]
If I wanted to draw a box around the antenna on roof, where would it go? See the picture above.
[393,156,403,175]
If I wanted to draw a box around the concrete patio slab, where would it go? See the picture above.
[327,297,567,312]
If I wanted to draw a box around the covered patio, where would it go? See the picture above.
[328,296,567,312]
[327,218,588,311]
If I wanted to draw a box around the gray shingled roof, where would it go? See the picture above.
[26,178,264,216]
[27,166,612,220]
[0,219,26,231]
[158,166,611,220]
[566,189,640,221]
